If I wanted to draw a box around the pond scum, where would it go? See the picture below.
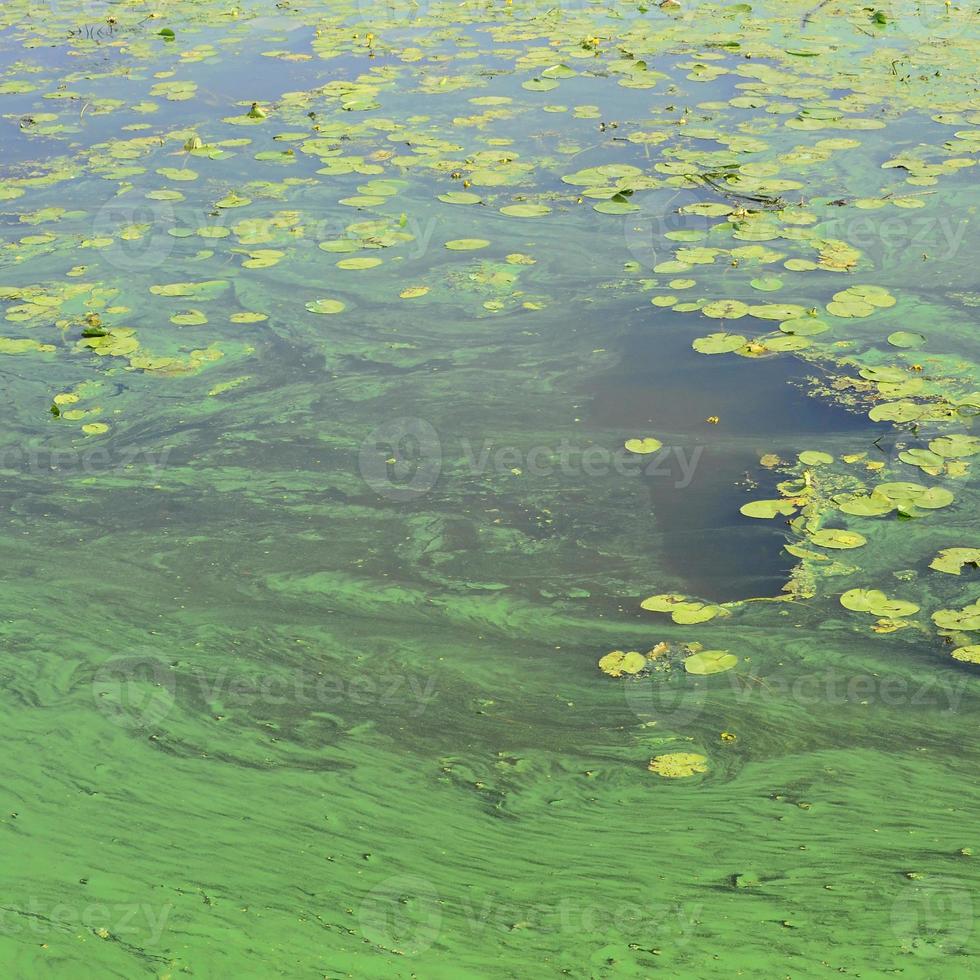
[0,0,977,976]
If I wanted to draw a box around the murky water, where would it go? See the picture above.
[1,1,978,976]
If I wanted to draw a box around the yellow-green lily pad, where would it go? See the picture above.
[683,650,738,675]
[625,437,663,454]
[648,752,708,778]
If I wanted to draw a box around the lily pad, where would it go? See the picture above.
[693,332,747,354]
[809,529,868,550]
[438,191,482,205]
[624,437,663,454]
[951,645,980,665]
[683,650,738,675]
[740,499,799,519]
[930,548,980,575]
[929,434,980,459]
[887,331,925,349]
[306,299,345,314]
[799,450,834,465]
[932,601,980,631]
[840,589,920,618]
[648,752,708,778]
[640,593,688,613]
[598,650,647,677]
[337,257,383,270]
[445,239,490,251]
[500,204,551,218]
[702,300,750,319]
[670,601,727,625]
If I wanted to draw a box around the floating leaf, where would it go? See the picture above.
[683,650,738,675]
[836,493,895,517]
[900,448,945,473]
[702,300,749,319]
[640,593,688,613]
[887,331,925,349]
[875,482,955,512]
[306,299,345,315]
[693,332,747,354]
[593,199,640,215]
[337,257,383,270]
[840,589,919,618]
[929,434,980,459]
[445,239,490,251]
[624,437,663,454]
[799,451,834,465]
[150,280,229,300]
[809,529,867,550]
[951,645,980,665]
[740,499,799,519]
[933,601,980,631]
[648,752,708,778]
[170,309,208,326]
[930,548,980,575]
[598,650,647,677]
[438,191,482,205]
[780,318,829,336]
[869,402,925,423]
[500,204,551,218]
[670,601,728,625]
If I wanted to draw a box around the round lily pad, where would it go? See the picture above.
[337,257,382,270]
[809,528,868,549]
[702,300,749,319]
[624,437,663,454]
[740,499,798,519]
[598,650,647,677]
[929,434,980,459]
[445,239,490,250]
[799,450,834,465]
[888,331,925,349]
[780,318,829,336]
[648,752,708,778]
[933,602,980,631]
[306,298,345,314]
[438,191,482,205]
[951,645,980,665]
[693,332,747,354]
[500,204,551,218]
[930,548,980,575]
[670,601,726,625]
[840,589,919,618]
[683,650,738,675]
[640,593,688,612]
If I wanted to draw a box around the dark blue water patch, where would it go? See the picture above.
[588,306,879,601]
[591,306,871,436]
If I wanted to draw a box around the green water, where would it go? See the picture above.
[1,1,978,976]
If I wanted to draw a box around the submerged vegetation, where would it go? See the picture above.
[0,0,977,975]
